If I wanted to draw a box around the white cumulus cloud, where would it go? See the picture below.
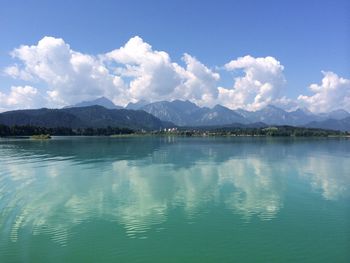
[5,36,122,107]
[2,36,348,113]
[0,85,43,111]
[104,36,219,106]
[297,71,350,113]
[3,36,220,109]
[217,55,286,111]
[105,36,183,101]
[177,53,220,106]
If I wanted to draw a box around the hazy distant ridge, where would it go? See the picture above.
[127,98,350,131]
[1,97,349,131]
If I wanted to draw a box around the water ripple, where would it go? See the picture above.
[0,137,349,261]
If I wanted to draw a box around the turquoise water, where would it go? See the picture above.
[0,137,349,262]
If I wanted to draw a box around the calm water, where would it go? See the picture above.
[0,137,349,262]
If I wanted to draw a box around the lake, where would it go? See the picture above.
[0,136,349,262]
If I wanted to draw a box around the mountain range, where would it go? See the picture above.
[0,105,173,130]
[124,98,350,131]
[1,97,350,131]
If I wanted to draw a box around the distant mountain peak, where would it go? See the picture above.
[172,99,191,103]
[265,104,284,111]
[94,96,111,102]
[126,99,150,110]
[212,104,231,111]
[169,99,200,112]
[290,107,315,117]
[65,97,122,109]
[213,104,225,109]
[171,99,197,107]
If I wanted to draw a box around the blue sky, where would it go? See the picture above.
[0,0,349,112]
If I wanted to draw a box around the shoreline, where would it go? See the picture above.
[1,134,350,139]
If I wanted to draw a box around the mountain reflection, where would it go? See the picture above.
[0,137,349,244]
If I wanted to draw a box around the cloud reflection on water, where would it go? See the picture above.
[298,155,350,200]
[0,137,348,244]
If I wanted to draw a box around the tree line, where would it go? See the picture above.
[0,124,134,136]
[161,126,348,137]
[0,124,348,137]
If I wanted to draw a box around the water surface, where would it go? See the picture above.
[0,137,349,262]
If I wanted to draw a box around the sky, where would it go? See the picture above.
[0,0,349,112]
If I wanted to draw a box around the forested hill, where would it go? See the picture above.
[0,106,174,130]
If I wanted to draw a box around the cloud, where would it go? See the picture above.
[4,65,33,81]
[105,36,219,106]
[178,53,220,106]
[3,36,220,109]
[217,55,286,111]
[5,36,120,108]
[0,85,43,111]
[297,71,350,113]
[105,36,183,102]
[2,36,348,113]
